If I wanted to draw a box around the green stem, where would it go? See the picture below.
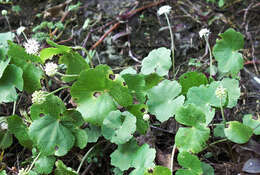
[47,86,70,96]
[164,13,175,79]
[170,144,176,173]
[12,101,16,115]
[220,98,226,124]
[26,152,41,173]
[56,72,79,77]
[205,36,213,79]
[72,46,94,68]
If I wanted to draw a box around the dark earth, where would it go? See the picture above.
[0,0,260,174]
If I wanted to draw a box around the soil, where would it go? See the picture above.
[0,0,260,174]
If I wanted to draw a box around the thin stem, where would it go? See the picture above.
[12,101,16,115]
[170,144,176,173]
[26,152,41,173]
[4,16,12,32]
[56,72,79,77]
[47,86,70,96]
[220,98,226,124]
[164,13,175,79]
[205,36,213,79]
[22,31,28,41]
[72,46,94,68]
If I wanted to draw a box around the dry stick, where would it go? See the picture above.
[90,0,166,50]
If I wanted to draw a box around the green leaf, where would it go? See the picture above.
[220,78,240,108]
[0,170,7,175]
[127,104,149,134]
[147,80,184,122]
[29,115,75,156]
[175,104,206,128]
[175,126,210,153]
[179,72,208,95]
[34,155,56,174]
[141,47,172,76]
[102,110,136,144]
[201,162,214,175]
[73,128,88,149]
[120,67,137,75]
[213,28,244,77]
[39,48,64,63]
[54,160,78,175]
[0,64,23,103]
[30,94,66,120]
[84,124,101,143]
[0,32,14,55]
[144,73,163,90]
[243,114,260,135]
[111,139,156,173]
[0,58,10,78]
[46,39,71,52]
[144,166,171,175]
[213,123,225,138]
[0,130,13,149]
[7,115,33,149]
[59,51,89,82]
[176,151,202,175]
[224,121,253,144]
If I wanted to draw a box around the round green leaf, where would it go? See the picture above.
[0,130,12,149]
[224,121,253,144]
[179,72,208,95]
[102,110,136,144]
[177,151,202,174]
[147,80,184,122]
[54,160,77,175]
[141,47,172,76]
[175,126,210,153]
[213,28,244,77]
[34,155,56,174]
[201,162,214,175]
[29,115,75,156]
[243,114,260,135]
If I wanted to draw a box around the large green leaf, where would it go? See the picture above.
[179,72,208,95]
[111,139,156,173]
[0,64,23,103]
[7,115,33,149]
[30,94,66,121]
[243,114,260,135]
[224,121,253,144]
[29,115,75,156]
[213,28,244,77]
[54,160,78,175]
[102,110,136,144]
[175,126,210,153]
[147,80,184,122]
[176,151,202,175]
[59,51,89,82]
[71,65,133,125]
[141,47,172,76]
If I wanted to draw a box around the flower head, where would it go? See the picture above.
[199,28,210,38]
[32,90,47,104]
[143,114,150,121]
[18,168,27,175]
[45,62,58,77]
[157,5,172,16]
[24,38,40,55]
[0,122,8,130]
[215,85,227,99]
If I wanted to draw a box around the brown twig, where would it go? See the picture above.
[90,0,166,50]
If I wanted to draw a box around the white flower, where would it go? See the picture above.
[199,28,210,38]
[24,38,40,55]
[215,85,227,99]
[0,122,8,130]
[143,114,150,121]
[32,90,47,104]
[18,168,27,175]
[45,62,58,77]
[157,5,172,16]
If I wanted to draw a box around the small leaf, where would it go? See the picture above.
[201,162,214,175]
[29,115,75,156]
[224,121,253,144]
[102,110,136,144]
[73,128,88,149]
[179,72,208,95]
[213,123,225,138]
[213,28,244,77]
[0,64,23,103]
[147,80,184,122]
[54,160,78,175]
[7,115,33,149]
[34,155,56,174]
[243,114,260,135]
[39,48,64,63]
[0,130,13,149]
[84,124,101,143]
[141,47,172,76]
[176,151,202,175]
[144,166,171,175]
[175,126,210,153]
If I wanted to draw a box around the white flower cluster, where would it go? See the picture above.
[32,90,46,104]
[24,38,40,55]
[157,5,172,16]
[18,168,27,175]
[215,85,227,99]
[199,28,210,38]
[45,62,58,77]
[143,114,150,121]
